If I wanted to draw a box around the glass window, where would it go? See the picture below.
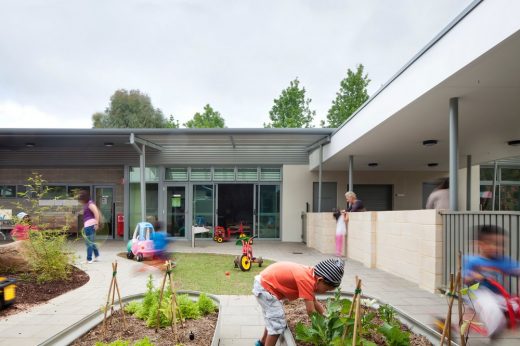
[257,185,280,239]
[45,185,67,199]
[0,185,16,198]
[166,186,186,237]
[312,182,338,212]
[479,185,496,211]
[237,168,258,181]
[213,168,235,181]
[193,185,214,238]
[499,185,520,211]
[190,168,212,181]
[129,167,159,182]
[129,183,159,233]
[480,167,495,181]
[165,168,188,181]
[501,168,520,182]
[67,186,91,198]
[260,168,282,181]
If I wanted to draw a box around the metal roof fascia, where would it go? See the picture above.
[330,0,484,137]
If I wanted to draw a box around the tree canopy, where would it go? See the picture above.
[324,64,370,128]
[183,104,226,128]
[92,89,168,128]
[264,78,315,128]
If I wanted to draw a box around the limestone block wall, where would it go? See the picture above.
[305,212,336,255]
[306,209,443,293]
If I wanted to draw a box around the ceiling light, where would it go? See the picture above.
[25,142,35,148]
[368,162,378,167]
[422,139,438,146]
[104,142,114,147]
[507,140,520,146]
[427,163,439,167]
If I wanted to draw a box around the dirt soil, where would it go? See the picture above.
[284,300,433,346]
[0,266,89,318]
[73,309,218,346]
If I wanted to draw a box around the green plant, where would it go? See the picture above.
[378,304,397,325]
[378,322,410,346]
[133,337,155,346]
[136,275,156,319]
[197,293,216,315]
[24,229,73,283]
[95,340,130,346]
[177,294,201,320]
[124,300,141,314]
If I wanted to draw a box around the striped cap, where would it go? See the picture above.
[314,258,345,287]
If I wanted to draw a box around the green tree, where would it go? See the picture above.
[166,115,180,128]
[184,104,225,128]
[324,64,370,128]
[264,78,315,128]
[92,89,168,128]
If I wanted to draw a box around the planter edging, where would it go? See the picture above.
[37,290,222,346]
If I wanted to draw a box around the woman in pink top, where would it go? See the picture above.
[78,190,101,263]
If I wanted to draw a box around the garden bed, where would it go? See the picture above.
[284,292,435,346]
[0,265,89,318]
[72,308,218,346]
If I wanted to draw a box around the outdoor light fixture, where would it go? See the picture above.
[427,163,439,167]
[422,139,438,146]
[25,142,35,148]
[104,142,114,147]
[368,162,378,167]
[507,140,520,146]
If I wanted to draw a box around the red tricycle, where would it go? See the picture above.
[234,235,263,271]
[213,223,250,243]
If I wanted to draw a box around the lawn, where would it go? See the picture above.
[171,252,273,295]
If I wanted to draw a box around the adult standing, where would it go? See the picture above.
[78,190,101,263]
[343,191,365,221]
[426,178,450,210]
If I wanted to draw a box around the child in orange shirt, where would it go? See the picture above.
[252,258,345,346]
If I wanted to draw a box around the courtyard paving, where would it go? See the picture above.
[0,239,518,345]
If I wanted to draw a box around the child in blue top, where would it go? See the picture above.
[463,225,520,337]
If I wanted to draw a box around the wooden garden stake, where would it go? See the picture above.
[342,276,362,343]
[102,261,126,337]
[155,260,184,341]
[352,279,363,346]
[457,252,466,346]
[440,273,460,346]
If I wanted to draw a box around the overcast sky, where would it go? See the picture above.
[0,0,473,128]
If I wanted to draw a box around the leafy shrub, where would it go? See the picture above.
[378,304,397,325]
[378,322,410,346]
[197,293,216,315]
[177,294,201,320]
[136,276,156,319]
[133,337,155,346]
[95,340,130,346]
[124,301,141,314]
[24,229,73,283]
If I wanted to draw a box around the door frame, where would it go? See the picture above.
[93,185,115,239]
[255,183,281,240]
[163,182,189,239]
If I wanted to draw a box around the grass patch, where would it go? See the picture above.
[171,252,273,295]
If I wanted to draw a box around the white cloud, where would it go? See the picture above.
[0,101,90,128]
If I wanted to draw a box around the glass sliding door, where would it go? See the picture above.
[94,186,114,238]
[256,184,280,239]
[166,185,187,238]
[193,184,214,238]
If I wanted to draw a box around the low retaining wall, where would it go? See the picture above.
[305,210,443,293]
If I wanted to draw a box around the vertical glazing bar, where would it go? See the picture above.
[348,155,354,192]
[466,155,472,210]
[318,145,323,213]
[140,145,146,222]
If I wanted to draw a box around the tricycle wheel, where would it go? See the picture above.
[136,254,144,262]
[127,251,134,259]
[239,254,251,271]
[213,236,218,241]
[217,237,223,243]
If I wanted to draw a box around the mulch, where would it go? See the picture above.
[72,309,218,346]
[0,265,90,318]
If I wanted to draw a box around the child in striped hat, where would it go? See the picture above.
[252,258,345,346]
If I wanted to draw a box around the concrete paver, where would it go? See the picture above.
[0,239,518,345]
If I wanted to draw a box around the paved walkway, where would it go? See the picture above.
[1,239,519,345]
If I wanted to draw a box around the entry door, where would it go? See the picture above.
[94,186,114,238]
[255,185,280,239]
[166,185,187,238]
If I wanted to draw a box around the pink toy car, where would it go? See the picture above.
[126,222,159,262]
